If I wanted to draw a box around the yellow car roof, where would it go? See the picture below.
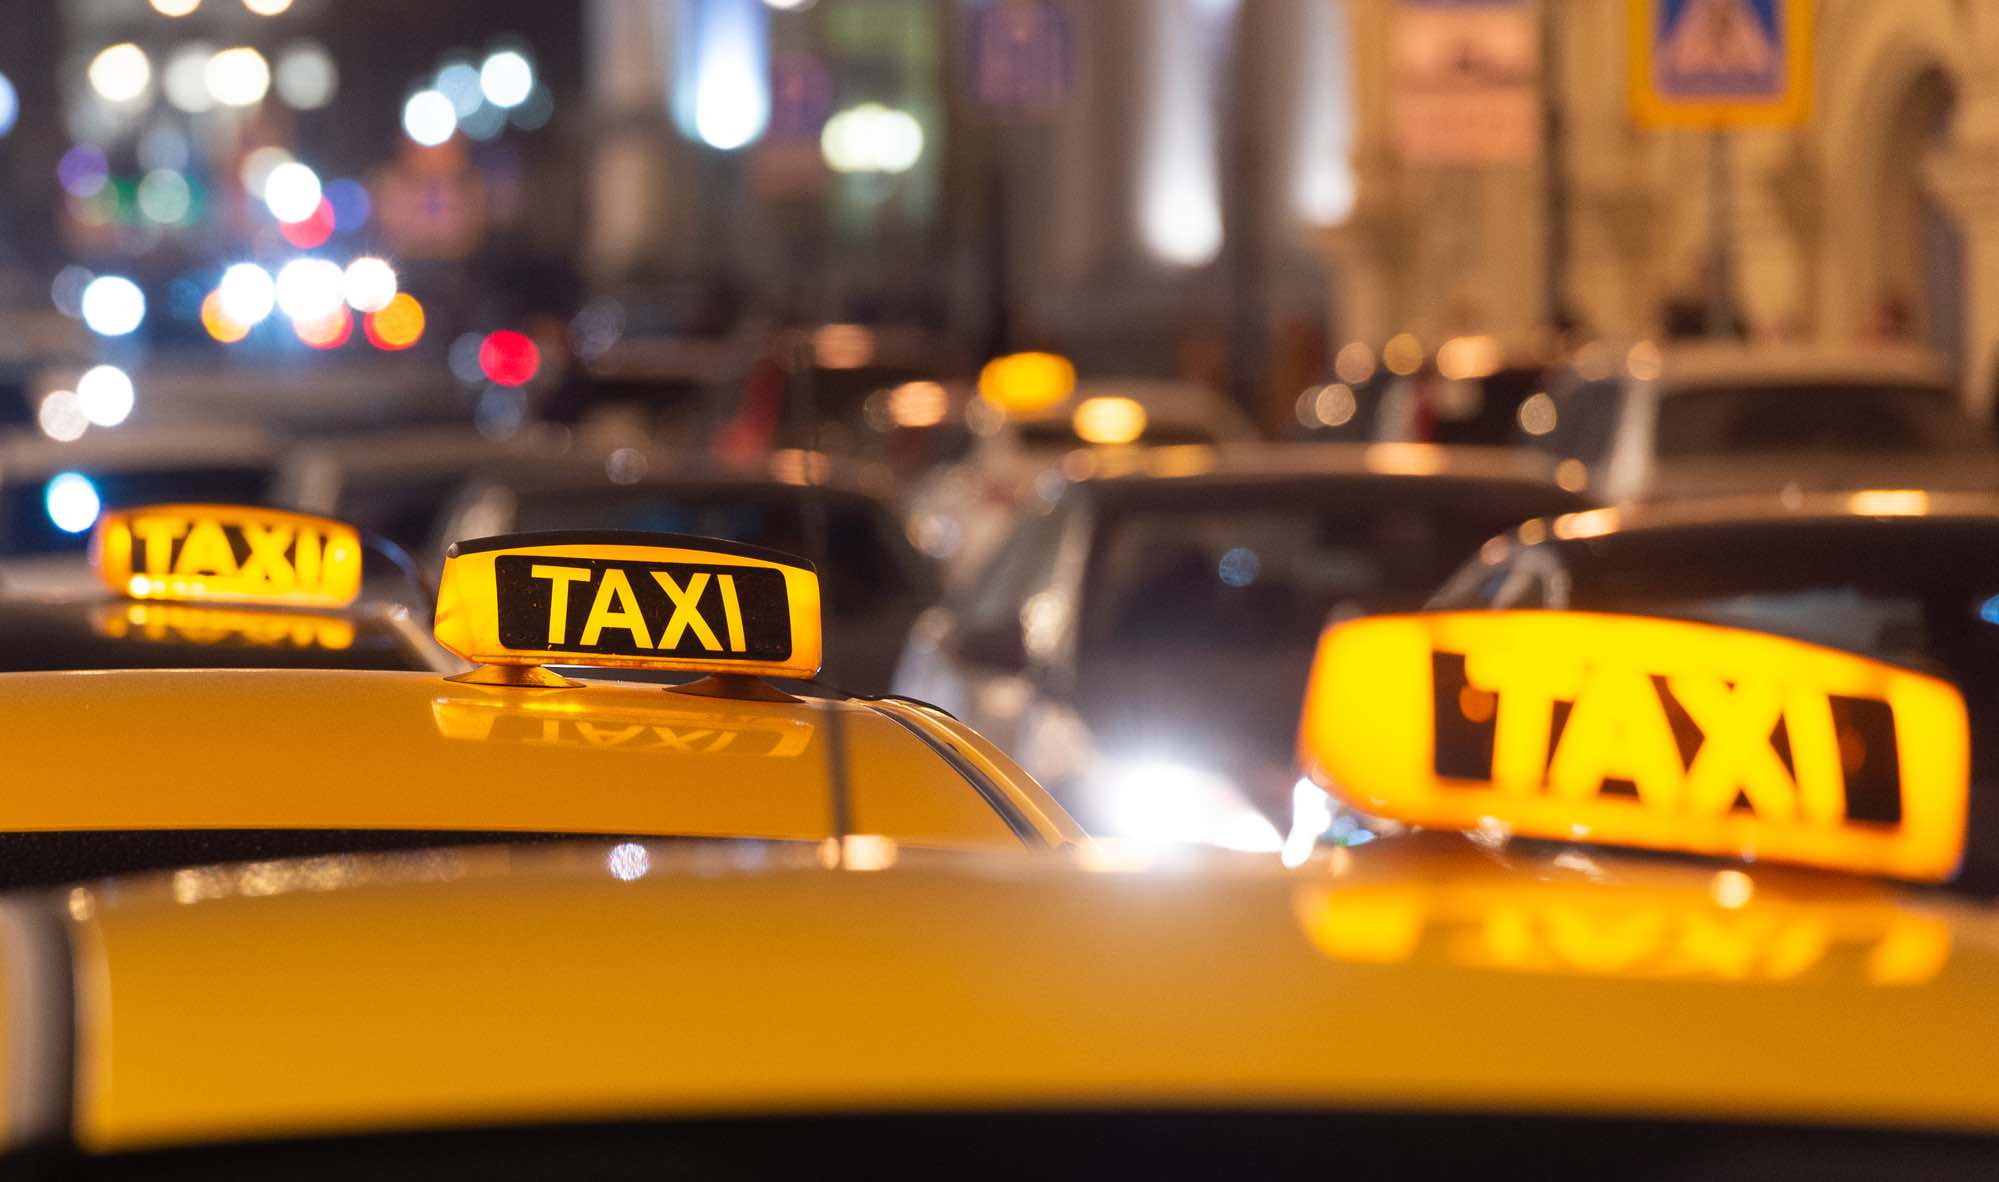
[0,668,1076,850]
[26,832,1999,1152]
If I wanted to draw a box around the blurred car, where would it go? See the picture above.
[0,424,277,596]
[906,377,1259,579]
[892,442,1590,843]
[275,423,630,557]
[0,503,452,674]
[1294,335,1556,446]
[432,454,939,694]
[1520,343,1996,503]
[0,530,1080,896]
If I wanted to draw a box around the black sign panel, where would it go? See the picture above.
[494,555,792,661]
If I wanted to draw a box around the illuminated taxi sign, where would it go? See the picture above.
[92,603,356,652]
[433,531,822,679]
[92,504,363,609]
[1297,612,1969,882]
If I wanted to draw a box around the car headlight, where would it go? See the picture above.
[1088,760,1283,853]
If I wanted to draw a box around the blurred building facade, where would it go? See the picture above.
[1321,0,1999,412]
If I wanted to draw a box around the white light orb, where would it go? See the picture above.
[401,89,456,147]
[206,47,271,107]
[275,257,344,323]
[45,473,101,532]
[80,276,145,337]
[76,365,135,428]
[217,262,276,325]
[479,51,533,108]
[89,44,151,105]
[274,41,338,110]
[38,394,88,443]
[341,256,397,313]
[162,43,217,113]
[262,161,322,223]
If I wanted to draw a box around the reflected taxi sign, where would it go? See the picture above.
[433,531,823,680]
[1297,612,1970,882]
[91,504,363,609]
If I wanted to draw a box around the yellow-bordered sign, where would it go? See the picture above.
[1627,0,1813,129]
[433,531,823,679]
[91,504,363,610]
[1297,611,1968,882]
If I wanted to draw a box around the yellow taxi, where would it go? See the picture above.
[0,502,450,673]
[0,598,1993,1172]
[0,529,1080,891]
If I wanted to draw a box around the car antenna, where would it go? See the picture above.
[786,329,854,852]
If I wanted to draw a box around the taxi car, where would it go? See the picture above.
[0,423,276,595]
[0,598,1995,1173]
[893,442,1589,846]
[0,503,451,673]
[0,530,1079,890]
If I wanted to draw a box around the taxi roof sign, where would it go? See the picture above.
[433,531,823,682]
[1297,611,1969,883]
[91,504,363,610]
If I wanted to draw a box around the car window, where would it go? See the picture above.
[955,497,1075,636]
[1653,382,1972,457]
[1526,379,1621,464]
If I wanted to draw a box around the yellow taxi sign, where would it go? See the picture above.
[1297,612,1969,883]
[978,351,1075,415]
[91,504,363,610]
[433,531,823,680]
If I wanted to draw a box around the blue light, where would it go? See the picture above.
[45,472,101,534]
[1980,594,1999,626]
[1218,546,1260,587]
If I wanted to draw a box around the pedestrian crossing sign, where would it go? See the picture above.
[1628,0,1812,127]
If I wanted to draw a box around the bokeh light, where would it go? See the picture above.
[238,146,293,198]
[402,89,456,146]
[76,365,135,428]
[278,199,335,248]
[820,103,924,174]
[217,263,276,325]
[274,41,338,109]
[263,161,322,223]
[162,43,217,112]
[57,145,109,198]
[206,47,271,107]
[51,266,92,318]
[80,276,146,337]
[275,257,344,323]
[0,73,17,139]
[89,44,152,105]
[324,178,370,230]
[136,169,192,225]
[293,307,353,350]
[478,330,540,386]
[363,293,425,350]
[243,0,293,14]
[341,257,396,313]
[201,290,253,342]
[45,473,102,533]
[436,61,484,118]
[150,0,201,14]
[38,395,88,444]
[480,50,534,108]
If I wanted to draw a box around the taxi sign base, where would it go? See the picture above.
[446,663,581,690]
[667,673,803,704]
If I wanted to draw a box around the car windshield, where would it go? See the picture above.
[0,466,272,556]
[1446,520,1999,680]
[0,601,430,673]
[1653,382,1972,458]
